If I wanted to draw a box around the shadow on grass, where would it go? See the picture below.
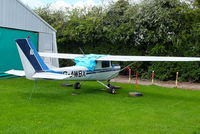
[17,80,200,104]
[19,86,106,103]
[21,92,71,100]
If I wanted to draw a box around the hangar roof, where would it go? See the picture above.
[0,0,56,33]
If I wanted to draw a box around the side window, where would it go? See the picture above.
[102,61,110,68]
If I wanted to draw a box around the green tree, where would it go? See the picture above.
[34,0,200,81]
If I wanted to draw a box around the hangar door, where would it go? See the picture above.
[0,27,38,79]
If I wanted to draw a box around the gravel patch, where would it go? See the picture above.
[112,76,200,90]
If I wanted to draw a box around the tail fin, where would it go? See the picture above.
[16,39,49,79]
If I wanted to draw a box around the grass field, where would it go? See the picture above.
[0,78,200,134]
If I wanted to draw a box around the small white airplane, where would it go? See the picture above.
[5,38,200,94]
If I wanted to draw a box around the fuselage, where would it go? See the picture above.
[50,65,121,81]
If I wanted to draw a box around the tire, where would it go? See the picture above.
[74,82,81,89]
[108,86,116,94]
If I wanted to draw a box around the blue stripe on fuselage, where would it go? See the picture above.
[27,39,49,71]
[46,70,63,74]
[86,68,120,74]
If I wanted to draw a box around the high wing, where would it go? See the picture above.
[39,52,83,60]
[32,72,71,80]
[39,52,200,62]
[96,55,200,61]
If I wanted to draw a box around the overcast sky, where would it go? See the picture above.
[20,0,141,9]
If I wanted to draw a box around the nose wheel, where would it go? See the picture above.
[107,82,116,94]
[97,80,117,94]
[108,86,116,94]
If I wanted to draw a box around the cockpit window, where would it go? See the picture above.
[102,61,110,68]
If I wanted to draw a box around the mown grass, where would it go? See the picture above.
[0,78,200,134]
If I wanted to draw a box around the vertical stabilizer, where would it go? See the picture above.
[15,39,49,79]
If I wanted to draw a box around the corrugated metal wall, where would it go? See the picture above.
[0,0,59,69]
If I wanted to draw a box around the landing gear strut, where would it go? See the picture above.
[107,80,112,88]
[74,82,81,89]
[97,80,116,94]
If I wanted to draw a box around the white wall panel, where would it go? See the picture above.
[39,33,59,67]
[39,33,53,52]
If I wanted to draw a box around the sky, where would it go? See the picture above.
[20,0,140,9]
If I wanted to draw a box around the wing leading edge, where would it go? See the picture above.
[96,55,200,62]
[39,52,83,60]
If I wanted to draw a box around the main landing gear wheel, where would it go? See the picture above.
[74,82,81,89]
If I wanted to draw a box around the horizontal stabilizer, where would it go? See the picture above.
[32,72,71,80]
[5,70,25,76]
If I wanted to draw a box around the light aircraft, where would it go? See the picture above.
[5,38,200,94]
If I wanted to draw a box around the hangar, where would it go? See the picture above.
[0,0,58,79]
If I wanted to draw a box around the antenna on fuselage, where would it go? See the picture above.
[79,47,85,55]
